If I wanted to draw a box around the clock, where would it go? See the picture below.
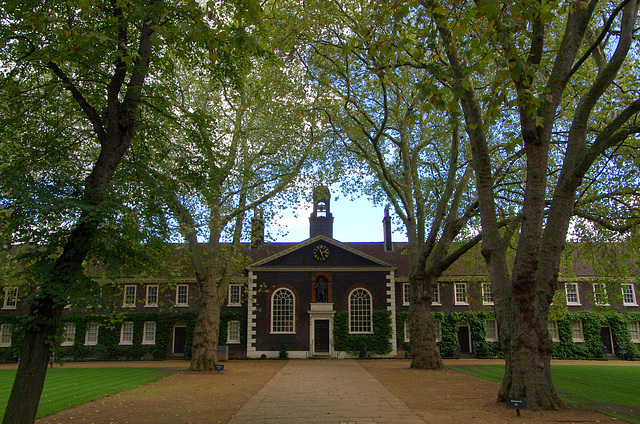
[313,244,330,261]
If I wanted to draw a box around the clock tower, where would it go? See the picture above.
[309,185,334,238]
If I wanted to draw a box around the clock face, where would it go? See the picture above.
[313,244,330,261]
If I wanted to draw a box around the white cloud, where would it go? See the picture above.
[270,202,313,241]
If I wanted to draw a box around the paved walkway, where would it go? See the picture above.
[227,360,425,424]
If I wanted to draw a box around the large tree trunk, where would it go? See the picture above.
[189,268,225,371]
[3,10,156,419]
[430,0,639,410]
[496,285,562,409]
[408,263,443,370]
[4,218,100,423]
[3,151,130,423]
[3,176,126,424]
[4,326,53,424]
[3,303,62,424]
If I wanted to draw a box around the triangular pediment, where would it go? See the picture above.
[246,235,395,271]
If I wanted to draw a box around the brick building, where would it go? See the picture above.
[1,187,639,361]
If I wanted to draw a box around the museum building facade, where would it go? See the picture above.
[1,188,640,361]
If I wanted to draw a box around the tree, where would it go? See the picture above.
[0,0,256,421]
[303,0,523,369]
[139,47,329,370]
[418,0,640,409]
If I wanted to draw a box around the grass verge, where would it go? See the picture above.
[0,367,179,419]
[453,365,640,424]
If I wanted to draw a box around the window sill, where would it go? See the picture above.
[175,304,189,307]
[454,302,469,306]
[226,341,240,345]
[144,304,158,308]
[228,304,241,307]
[142,341,156,345]
[119,342,133,346]
[60,342,74,347]
[567,303,582,306]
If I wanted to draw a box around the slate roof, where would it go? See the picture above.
[96,239,629,281]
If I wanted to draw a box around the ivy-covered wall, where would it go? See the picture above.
[0,311,246,363]
[333,310,392,356]
[218,311,246,347]
[55,312,198,361]
[396,311,501,359]
[396,310,639,360]
[552,311,640,360]
[0,315,23,362]
[444,311,502,359]
[3,309,638,362]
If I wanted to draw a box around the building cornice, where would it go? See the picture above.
[248,266,396,273]
[246,234,395,270]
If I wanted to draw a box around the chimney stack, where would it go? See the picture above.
[250,210,264,250]
[383,206,393,252]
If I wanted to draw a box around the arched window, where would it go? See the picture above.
[271,288,295,333]
[349,288,373,333]
[317,201,327,217]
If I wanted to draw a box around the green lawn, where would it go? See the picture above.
[453,365,640,424]
[0,367,178,419]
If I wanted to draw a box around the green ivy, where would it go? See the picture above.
[2,309,637,363]
[51,312,199,361]
[0,312,199,362]
[396,311,501,359]
[600,312,638,360]
[333,310,392,356]
[218,311,246,346]
[397,311,502,358]
[0,316,23,362]
[551,311,640,360]
[0,311,248,363]
[396,311,409,351]
[441,311,502,359]
[439,312,459,358]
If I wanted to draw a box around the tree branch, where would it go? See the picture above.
[46,61,106,143]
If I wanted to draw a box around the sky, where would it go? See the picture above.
[269,195,408,243]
